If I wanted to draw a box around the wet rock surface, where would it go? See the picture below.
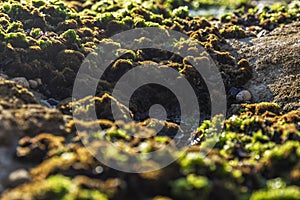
[225,22,300,112]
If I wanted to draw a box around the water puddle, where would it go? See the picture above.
[189,0,286,17]
[190,6,232,18]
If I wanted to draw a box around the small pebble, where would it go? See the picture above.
[28,79,38,89]
[35,78,42,86]
[94,166,104,174]
[236,90,252,102]
[11,77,30,88]
[5,169,31,188]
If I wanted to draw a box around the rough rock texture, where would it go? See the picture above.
[0,104,68,192]
[0,79,68,191]
[0,78,36,107]
[225,22,300,112]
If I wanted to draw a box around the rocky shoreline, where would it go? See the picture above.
[0,0,299,199]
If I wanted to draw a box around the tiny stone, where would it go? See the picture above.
[35,78,42,86]
[11,77,30,88]
[5,169,31,188]
[28,80,38,89]
[236,90,252,103]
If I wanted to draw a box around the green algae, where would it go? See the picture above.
[37,38,52,48]
[250,185,300,200]
[106,128,131,141]
[61,29,80,43]
[29,27,42,38]
[220,25,247,38]
[172,6,189,18]
[4,32,29,47]
[32,0,46,8]
[6,21,23,33]
[220,0,300,31]
[2,100,300,199]
[0,0,258,99]
[2,175,109,200]
[171,103,300,199]
[171,174,211,200]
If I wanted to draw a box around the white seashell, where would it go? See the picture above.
[11,77,30,88]
[29,80,38,89]
[236,90,252,102]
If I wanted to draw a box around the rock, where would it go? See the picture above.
[0,111,21,147]
[13,104,67,136]
[55,49,84,71]
[35,78,42,86]
[227,104,242,116]
[72,93,133,122]
[224,22,300,111]
[0,104,67,138]
[4,169,31,188]
[28,79,38,89]
[0,73,8,79]
[236,90,252,103]
[0,78,37,107]
[228,87,243,97]
[0,102,67,190]
[0,147,28,193]
[11,77,30,89]
[17,133,65,163]
[138,118,184,138]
